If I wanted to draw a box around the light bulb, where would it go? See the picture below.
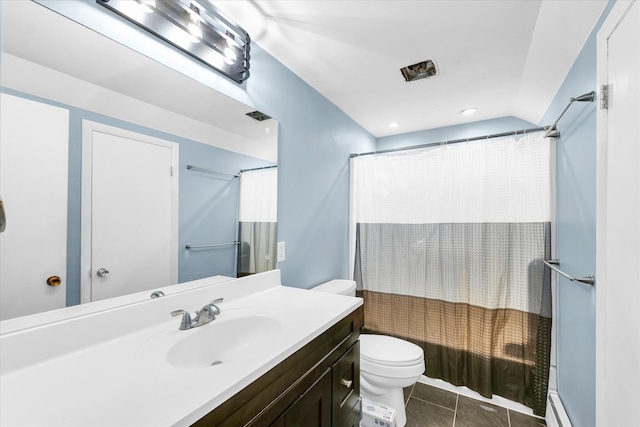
[224,46,236,61]
[137,0,155,13]
[187,21,202,42]
[186,3,202,43]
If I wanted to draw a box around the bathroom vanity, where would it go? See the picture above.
[199,303,362,426]
[0,270,363,426]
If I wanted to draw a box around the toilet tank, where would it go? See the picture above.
[311,279,356,297]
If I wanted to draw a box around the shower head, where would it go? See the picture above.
[572,91,595,102]
[543,91,596,138]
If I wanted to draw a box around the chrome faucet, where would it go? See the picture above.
[171,298,224,330]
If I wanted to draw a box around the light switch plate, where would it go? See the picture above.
[277,241,285,262]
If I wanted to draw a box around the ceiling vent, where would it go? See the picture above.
[400,60,438,82]
[246,110,272,121]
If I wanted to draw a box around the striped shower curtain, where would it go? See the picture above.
[237,168,277,276]
[350,134,553,415]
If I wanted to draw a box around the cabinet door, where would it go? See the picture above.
[332,342,360,426]
[271,368,332,427]
[339,399,361,427]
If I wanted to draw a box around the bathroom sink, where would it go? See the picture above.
[138,308,284,369]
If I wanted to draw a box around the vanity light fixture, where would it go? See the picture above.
[97,0,251,83]
[461,108,477,116]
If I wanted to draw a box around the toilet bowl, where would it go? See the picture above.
[311,280,425,427]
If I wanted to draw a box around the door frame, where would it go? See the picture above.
[81,120,179,303]
[595,0,638,425]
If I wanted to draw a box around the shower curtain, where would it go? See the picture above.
[237,168,277,276]
[350,134,553,415]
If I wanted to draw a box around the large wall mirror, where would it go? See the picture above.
[0,0,278,322]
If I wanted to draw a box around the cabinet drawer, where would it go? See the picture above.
[332,342,360,427]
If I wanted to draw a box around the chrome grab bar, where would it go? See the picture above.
[543,259,595,286]
[185,241,240,250]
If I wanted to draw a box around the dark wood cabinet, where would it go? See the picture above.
[338,401,362,427]
[332,343,359,426]
[270,368,333,427]
[193,306,363,427]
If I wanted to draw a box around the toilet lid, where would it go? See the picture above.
[312,280,356,296]
[359,334,424,367]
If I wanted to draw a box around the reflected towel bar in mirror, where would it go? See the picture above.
[186,165,239,178]
[543,259,595,286]
[186,242,240,250]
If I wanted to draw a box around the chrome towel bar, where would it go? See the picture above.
[186,241,240,250]
[543,259,595,286]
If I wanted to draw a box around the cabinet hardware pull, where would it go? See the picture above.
[340,379,353,388]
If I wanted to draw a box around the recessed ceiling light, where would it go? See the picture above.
[461,108,477,116]
[388,122,400,128]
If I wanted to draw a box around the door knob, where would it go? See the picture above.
[47,276,62,287]
[97,268,109,278]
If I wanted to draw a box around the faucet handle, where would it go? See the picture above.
[210,298,223,315]
[171,309,193,330]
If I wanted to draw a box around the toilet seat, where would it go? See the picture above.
[360,334,423,366]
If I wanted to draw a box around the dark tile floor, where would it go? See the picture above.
[402,383,546,427]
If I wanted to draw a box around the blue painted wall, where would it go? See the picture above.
[376,116,536,152]
[221,46,378,288]
[538,2,615,426]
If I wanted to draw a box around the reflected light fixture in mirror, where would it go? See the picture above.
[97,0,250,83]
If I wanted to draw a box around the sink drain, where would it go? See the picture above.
[210,360,223,366]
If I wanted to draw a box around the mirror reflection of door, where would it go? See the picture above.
[0,93,69,320]
[81,121,178,302]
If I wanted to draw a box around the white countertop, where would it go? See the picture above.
[0,270,362,426]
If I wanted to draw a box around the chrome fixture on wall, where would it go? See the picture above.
[96,0,250,83]
[543,91,595,137]
[0,197,5,233]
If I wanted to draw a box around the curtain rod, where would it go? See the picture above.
[240,165,278,173]
[349,126,555,158]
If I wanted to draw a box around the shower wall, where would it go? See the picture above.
[537,2,615,426]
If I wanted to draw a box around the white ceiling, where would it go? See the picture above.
[215,0,608,137]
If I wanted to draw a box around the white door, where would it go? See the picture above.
[0,93,69,320]
[82,121,178,302]
[596,1,640,425]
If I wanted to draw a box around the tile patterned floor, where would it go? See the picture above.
[403,383,547,427]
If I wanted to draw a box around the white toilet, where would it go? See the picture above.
[311,280,425,427]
